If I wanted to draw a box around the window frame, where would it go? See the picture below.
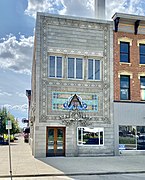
[67,57,83,80]
[120,42,130,63]
[119,125,145,151]
[140,76,145,101]
[120,75,130,100]
[139,44,145,64]
[87,58,101,81]
[77,127,104,146]
[48,55,63,78]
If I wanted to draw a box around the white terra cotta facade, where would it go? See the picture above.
[30,12,114,158]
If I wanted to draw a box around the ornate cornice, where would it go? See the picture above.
[42,16,108,31]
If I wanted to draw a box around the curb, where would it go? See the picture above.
[1,170,145,178]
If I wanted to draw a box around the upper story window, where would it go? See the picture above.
[140,76,145,100]
[120,42,130,63]
[88,59,100,80]
[67,57,83,79]
[48,56,62,78]
[120,75,130,100]
[140,44,145,64]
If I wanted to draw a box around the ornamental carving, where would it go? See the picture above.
[43,16,107,30]
[48,47,103,57]
[60,109,92,127]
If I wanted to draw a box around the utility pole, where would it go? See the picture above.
[6,119,12,180]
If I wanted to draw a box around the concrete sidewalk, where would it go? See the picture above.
[0,136,145,179]
[0,136,63,178]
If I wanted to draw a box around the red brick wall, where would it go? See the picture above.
[114,32,145,102]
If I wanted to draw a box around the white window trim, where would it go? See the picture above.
[118,71,133,79]
[67,56,84,80]
[48,55,63,78]
[118,37,132,46]
[138,73,145,79]
[77,127,104,146]
[87,58,101,81]
[137,39,145,47]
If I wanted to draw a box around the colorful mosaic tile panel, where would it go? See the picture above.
[52,92,98,112]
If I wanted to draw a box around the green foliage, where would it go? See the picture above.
[0,107,20,135]
[119,136,136,144]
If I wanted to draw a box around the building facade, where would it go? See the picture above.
[113,13,145,154]
[30,12,114,158]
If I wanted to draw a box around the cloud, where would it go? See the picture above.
[0,91,12,96]
[25,0,93,18]
[25,0,64,18]
[25,0,145,20]
[2,104,28,112]
[106,0,145,19]
[0,34,34,75]
[16,92,26,98]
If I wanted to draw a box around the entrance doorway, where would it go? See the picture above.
[46,127,65,156]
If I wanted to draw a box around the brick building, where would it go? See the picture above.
[113,13,145,154]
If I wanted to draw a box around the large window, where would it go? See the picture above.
[140,76,145,100]
[120,42,130,63]
[88,59,100,80]
[77,127,104,146]
[67,57,83,79]
[119,125,145,150]
[120,75,130,100]
[140,44,145,64]
[49,56,62,78]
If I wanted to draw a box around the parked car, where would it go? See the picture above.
[137,134,145,150]
[0,135,8,145]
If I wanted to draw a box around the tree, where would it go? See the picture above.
[0,107,20,135]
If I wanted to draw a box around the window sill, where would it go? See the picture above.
[48,77,63,79]
[67,78,84,80]
[139,64,145,67]
[120,62,131,66]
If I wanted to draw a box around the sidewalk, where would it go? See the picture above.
[0,136,145,179]
[0,136,63,178]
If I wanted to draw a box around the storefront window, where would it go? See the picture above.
[77,127,104,146]
[119,125,145,150]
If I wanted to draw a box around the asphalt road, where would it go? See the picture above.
[70,173,145,180]
[1,173,145,180]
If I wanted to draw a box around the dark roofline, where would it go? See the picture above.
[112,12,145,22]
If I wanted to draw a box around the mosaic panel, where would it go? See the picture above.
[52,92,98,112]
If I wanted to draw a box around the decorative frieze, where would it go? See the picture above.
[48,47,103,57]
[60,109,92,127]
[41,16,108,31]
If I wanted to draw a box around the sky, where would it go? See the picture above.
[0,0,145,128]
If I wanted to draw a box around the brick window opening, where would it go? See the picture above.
[140,44,145,64]
[120,42,130,63]
[120,75,130,100]
[140,76,145,100]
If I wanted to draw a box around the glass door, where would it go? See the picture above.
[46,127,65,156]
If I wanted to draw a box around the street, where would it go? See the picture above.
[1,173,145,180]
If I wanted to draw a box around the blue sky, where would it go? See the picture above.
[0,0,145,128]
